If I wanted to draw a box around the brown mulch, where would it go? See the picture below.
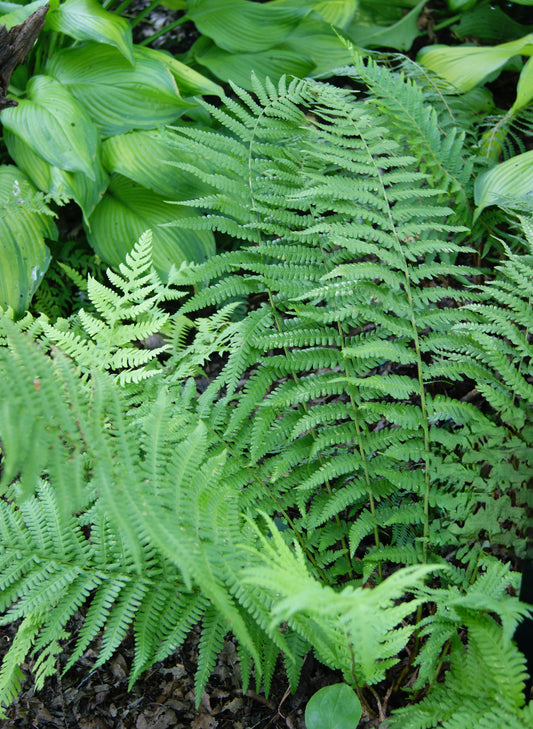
[0,621,375,729]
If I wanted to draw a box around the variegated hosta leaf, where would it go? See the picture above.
[46,44,194,137]
[0,166,56,315]
[86,175,215,276]
[45,0,134,64]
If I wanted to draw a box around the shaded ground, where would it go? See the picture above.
[0,620,362,729]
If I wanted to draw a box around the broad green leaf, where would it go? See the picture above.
[101,128,210,200]
[0,75,99,179]
[474,149,533,218]
[512,55,533,113]
[280,18,354,76]
[86,175,215,276]
[417,34,533,93]
[46,44,193,137]
[186,0,310,53]
[46,0,134,64]
[194,40,314,90]
[447,0,477,10]
[0,0,53,29]
[454,4,533,43]
[159,0,187,7]
[0,166,55,315]
[271,0,358,30]
[347,0,425,51]
[140,46,223,97]
[305,684,362,729]
[5,130,108,223]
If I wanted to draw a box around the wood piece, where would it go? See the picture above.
[0,4,49,110]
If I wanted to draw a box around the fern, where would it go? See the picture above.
[0,64,531,724]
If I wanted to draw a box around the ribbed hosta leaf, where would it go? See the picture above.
[46,44,193,137]
[86,175,215,275]
[45,0,133,63]
[0,75,99,179]
[101,128,210,200]
[186,0,309,52]
[0,165,55,314]
[5,130,108,223]
[474,149,533,218]
[193,41,314,90]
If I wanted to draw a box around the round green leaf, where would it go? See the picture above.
[305,684,362,729]
[5,130,109,223]
[0,166,55,315]
[474,149,533,218]
[46,0,134,64]
[86,175,215,276]
[194,41,315,90]
[101,128,210,200]
[186,0,309,53]
[46,44,193,137]
[0,75,99,179]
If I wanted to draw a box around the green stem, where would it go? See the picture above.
[129,0,162,28]
[139,16,189,46]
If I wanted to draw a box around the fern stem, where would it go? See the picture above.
[359,134,432,565]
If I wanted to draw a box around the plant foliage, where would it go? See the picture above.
[0,62,531,725]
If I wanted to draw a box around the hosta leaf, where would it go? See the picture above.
[46,44,193,137]
[186,0,309,53]
[5,130,108,223]
[193,40,314,90]
[271,0,358,30]
[512,55,533,113]
[0,166,55,315]
[474,149,533,218]
[45,0,134,64]
[101,128,210,200]
[141,47,223,97]
[347,0,425,51]
[417,33,533,93]
[0,75,98,179]
[86,175,214,276]
[280,17,354,77]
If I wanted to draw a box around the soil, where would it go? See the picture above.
[0,618,376,729]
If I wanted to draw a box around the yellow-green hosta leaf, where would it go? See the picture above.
[474,149,533,219]
[140,46,223,98]
[0,166,55,315]
[101,128,210,200]
[46,44,193,137]
[186,0,309,53]
[5,130,109,223]
[417,33,533,93]
[0,75,99,179]
[270,0,358,30]
[86,175,215,276]
[194,41,314,90]
[512,55,533,113]
[46,0,134,64]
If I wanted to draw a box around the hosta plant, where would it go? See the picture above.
[0,0,220,314]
